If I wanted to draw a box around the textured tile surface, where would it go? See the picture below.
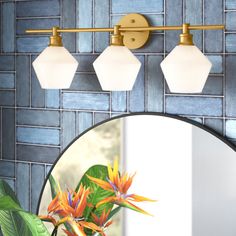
[0,0,234,216]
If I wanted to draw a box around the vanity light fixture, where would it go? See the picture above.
[32,27,78,89]
[160,24,212,93]
[93,25,141,91]
[26,14,224,93]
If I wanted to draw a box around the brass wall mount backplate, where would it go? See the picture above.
[118,13,150,49]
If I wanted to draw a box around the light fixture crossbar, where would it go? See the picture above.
[26,24,224,34]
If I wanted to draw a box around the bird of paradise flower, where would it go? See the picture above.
[40,159,156,236]
[40,184,104,236]
[87,159,156,216]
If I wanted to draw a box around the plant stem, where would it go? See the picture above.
[51,226,58,236]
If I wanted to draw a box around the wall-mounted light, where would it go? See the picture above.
[93,25,141,91]
[161,24,212,93]
[32,27,78,89]
[26,14,224,93]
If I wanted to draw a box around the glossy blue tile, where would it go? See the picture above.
[2,109,15,160]
[46,90,60,109]
[94,0,109,52]
[147,55,164,112]
[204,0,223,52]
[166,0,183,52]
[17,37,48,53]
[2,3,15,52]
[4,179,15,191]
[207,55,223,74]
[17,144,60,164]
[111,14,164,28]
[94,113,110,125]
[16,18,60,36]
[133,34,164,53]
[112,92,127,112]
[0,91,15,106]
[76,112,93,135]
[16,0,60,17]
[185,0,203,50]
[63,92,110,111]
[17,110,60,127]
[31,62,45,108]
[16,163,30,211]
[70,74,102,91]
[204,118,223,135]
[226,0,236,10]
[0,73,15,89]
[46,165,52,176]
[0,110,1,159]
[129,56,145,112]
[226,12,236,31]
[16,56,30,107]
[74,55,97,72]
[0,56,14,71]
[62,0,76,52]
[226,120,236,139]
[226,55,236,117]
[77,0,93,52]
[0,161,14,178]
[17,127,60,146]
[226,34,236,53]
[166,96,223,116]
[31,164,45,213]
[112,0,163,13]
[62,111,76,149]
[202,76,223,96]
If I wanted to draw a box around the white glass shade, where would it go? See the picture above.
[160,45,212,93]
[93,46,141,91]
[33,46,78,89]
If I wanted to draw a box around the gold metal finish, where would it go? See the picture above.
[25,13,225,49]
[118,13,150,49]
[110,25,124,46]
[49,26,63,46]
[25,25,225,34]
[179,23,194,46]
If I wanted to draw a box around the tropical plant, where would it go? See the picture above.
[41,161,156,235]
[0,179,50,236]
[0,160,156,236]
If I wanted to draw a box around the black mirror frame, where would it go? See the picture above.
[37,112,236,214]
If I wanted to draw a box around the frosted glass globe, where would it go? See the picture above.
[93,46,141,91]
[160,45,212,93]
[33,46,78,89]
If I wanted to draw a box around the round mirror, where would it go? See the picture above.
[38,114,236,236]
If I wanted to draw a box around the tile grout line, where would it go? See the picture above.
[163,0,166,113]
[223,0,227,137]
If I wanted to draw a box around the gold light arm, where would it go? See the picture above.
[25,13,225,49]
[26,24,225,34]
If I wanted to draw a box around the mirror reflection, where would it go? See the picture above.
[38,115,236,236]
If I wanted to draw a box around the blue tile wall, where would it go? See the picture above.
[204,0,223,53]
[0,0,235,218]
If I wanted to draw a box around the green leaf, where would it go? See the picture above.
[76,165,115,221]
[49,175,59,199]
[0,196,22,212]
[0,180,20,205]
[0,180,50,236]
[107,206,121,222]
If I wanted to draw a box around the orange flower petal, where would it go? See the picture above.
[86,175,113,191]
[118,198,153,216]
[39,215,57,226]
[128,194,157,202]
[96,196,117,208]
